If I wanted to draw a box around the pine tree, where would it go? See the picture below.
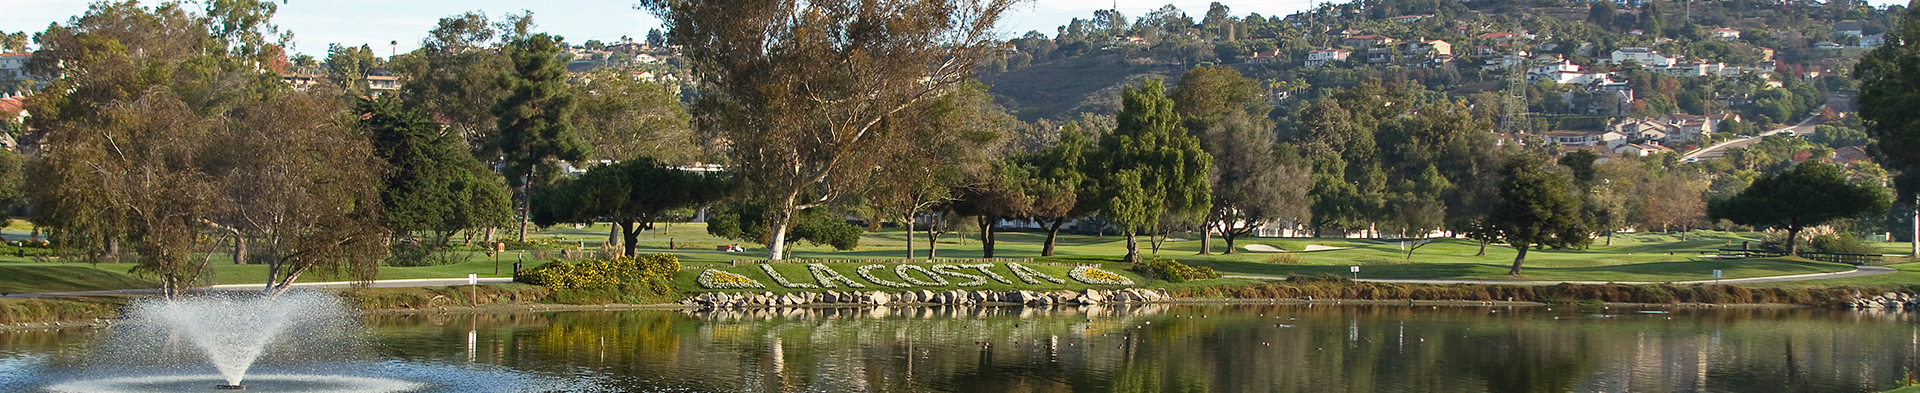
[492,32,587,242]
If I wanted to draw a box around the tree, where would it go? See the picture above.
[23,1,308,297]
[212,92,388,294]
[1639,173,1705,232]
[534,157,734,256]
[1025,125,1099,256]
[324,43,380,96]
[492,32,587,242]
[1095,79,1213,262]
[640,0,1020,260]
[707,200,861,255]
[1856,1,1920,256]
[359,98,511,246]
[1708,162,1891,256]
[0,31,26,53]
[1197,108,1309,254]
[571,72,697,164]
[390,12,513,149]
[1489,155,1590,275]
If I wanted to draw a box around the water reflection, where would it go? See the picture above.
[2,304,1916,392]
[349,304,1920,393]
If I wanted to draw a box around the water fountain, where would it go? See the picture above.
[42,291,423,393]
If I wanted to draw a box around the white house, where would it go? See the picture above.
[1304,49,1351,67]
[1615,143,1672,156]
[1545,129,1629,148]
[1610,47,1676,67]
[1711,28,1742,39]
[0,53,30,80]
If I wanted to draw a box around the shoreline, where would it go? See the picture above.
[0,297,1831,332]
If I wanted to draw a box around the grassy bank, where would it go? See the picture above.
[0,297,122,325]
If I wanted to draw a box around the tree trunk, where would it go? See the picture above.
[484,227,495,243]
[231,233,245,265]
[1476,239,1487,256]
[1123,230,1140,263]
[904,212,916,259]
[1509,244,1529,275]
[1911,203,1917,258]
[1222,228,1239,255]
[766,190,799,260]
[518,184,531,242]
[978,215,996,258]
[1042,218,1064,256]
[1198,217,1215,255]
[608,224,620,251]
[1785,224,1801,257]
[926,217,938,260]
[1605,231,1613,246]
[621,220,641,257]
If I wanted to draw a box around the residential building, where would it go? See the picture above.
[1835,21,1865,37]
[1247,49,1284,64]
[1391,14,1434,22]
[367,75,400,95]
[1712,28,1741,39]
[280,73,324,91]
[1478,32,1521,45]
[1615,143,1673,156]
[0,53,29,80]
[1861,33,1886,48]
[1343,34,1395,47]
[1482,50,1531,70]
[1400,39,1452,56]
[1304,49,1351,67]
[1545,129,1629,148]
[1609,47,1676,67]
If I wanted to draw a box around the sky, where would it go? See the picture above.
[0,0,1905,57]
[1,0,1322,57]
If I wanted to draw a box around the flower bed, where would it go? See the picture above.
[697,269,766,289]
[762,264,818,288]
[893,264,949,286]
[930,264,987,286]
[856,265,915,288]
[1007,262,1066,284]
[808,264,866,289]
[1069,266,1134,285]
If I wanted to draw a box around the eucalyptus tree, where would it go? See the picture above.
[570,71,697,164]
[390,12,513,148]
[212,91,387,294]
[639,0,1021,260]
[24,1,395,296]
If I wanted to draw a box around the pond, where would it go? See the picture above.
[1,302,1916,392]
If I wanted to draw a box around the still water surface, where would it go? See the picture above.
[1,303,1917,392]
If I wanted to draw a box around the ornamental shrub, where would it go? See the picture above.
[1130,257,1220,283]
[513,253,681,296]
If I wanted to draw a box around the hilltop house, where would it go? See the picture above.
[1305,49,1351,67]
[1609,47,1677,67]
[1343,35,1395,47]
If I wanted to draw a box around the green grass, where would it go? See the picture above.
[1743,261,1920,288]
[0,222,1908,294]
[1881,385,1920,393]
[0,265,156,293]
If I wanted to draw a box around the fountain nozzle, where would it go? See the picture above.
[214,384,247,390]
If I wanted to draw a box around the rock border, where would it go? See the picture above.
[679,288,1172,309]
